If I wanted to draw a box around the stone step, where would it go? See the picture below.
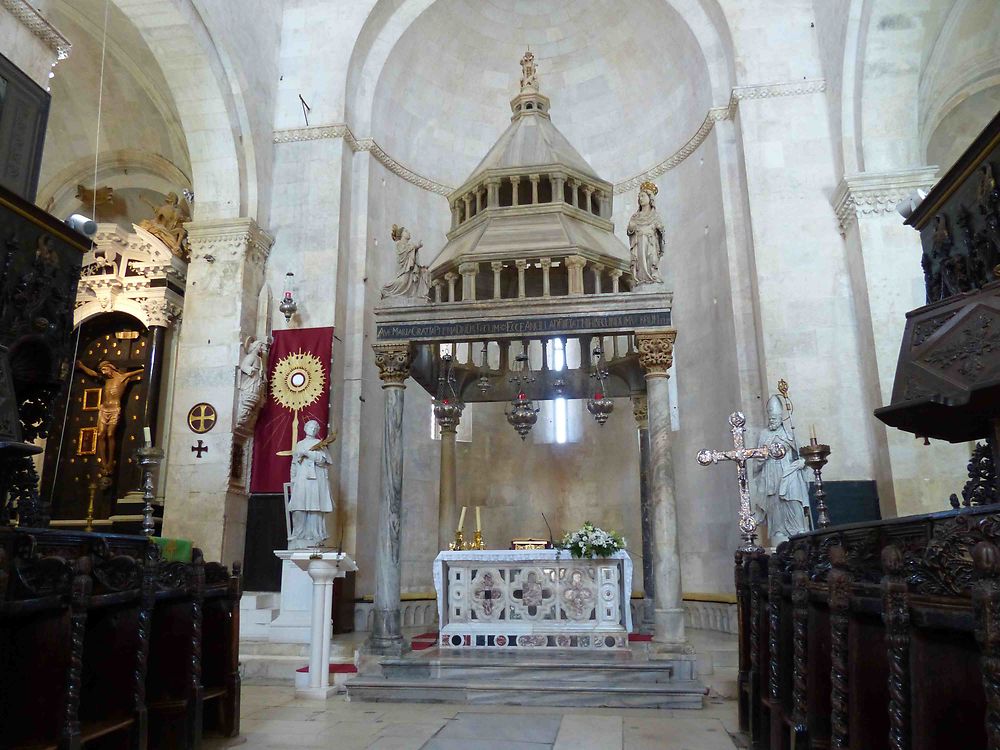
[380,653,694,684]
[345,675,706,709]
[241,592,279,610]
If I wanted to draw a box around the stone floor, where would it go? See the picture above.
[204,686,743,749]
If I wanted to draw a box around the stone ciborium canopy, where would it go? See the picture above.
[375,51,674,405]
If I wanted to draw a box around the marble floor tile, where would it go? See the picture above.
[434,712,562,744]
[553,715,623,749]
[205,685,742,750]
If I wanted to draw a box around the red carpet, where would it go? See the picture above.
[295,663,358,674]
[628,633,652,642]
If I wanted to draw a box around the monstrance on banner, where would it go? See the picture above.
[271,349,326,455]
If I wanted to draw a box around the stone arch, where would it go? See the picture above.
[344,0,736,140]
[38,149,191,225]
[108,0,249,220]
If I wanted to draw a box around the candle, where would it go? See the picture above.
[457,506,467,532]
[476,506,481,532]
[143,426,152,446]
[810,424,816,441]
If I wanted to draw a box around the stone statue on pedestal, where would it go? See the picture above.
[288,419,335,549]
[752,395,810,547]
[627,181,666,286]
[381,224,430,301]
[520,49,538,90]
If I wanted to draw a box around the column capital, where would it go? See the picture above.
[444,271,459,282]
[140,297,183,328]
[636,328,677,377]
[485,176,502,187]
[608,268,624,279]
[631,393,648,428]
[458,261,480,275]
[185,217,274,268]
[434,400,463,432]
[832,166,938,236]
[373,342,412,387]
[539,257,553,269]
[528,174,540,183]
[515,258,528,270]
[490,260,504,272]
[509,175,520,184]
[564,255,586,270]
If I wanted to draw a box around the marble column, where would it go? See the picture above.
[565,255,586,296]
[459,262,479,301]
[515,259,527,298]
[491,262,503,299]
[632,394,655,634]
[434,400,462,551]
[369,342,413,656]
[636,328,684,649]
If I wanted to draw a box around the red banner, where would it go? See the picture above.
[249,326,334,494]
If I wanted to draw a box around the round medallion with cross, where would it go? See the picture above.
[187,402,217,434]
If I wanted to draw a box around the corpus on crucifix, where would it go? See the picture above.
[75,359,144,475]
[697,411,786,552]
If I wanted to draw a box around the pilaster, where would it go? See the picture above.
[162,217,273,565]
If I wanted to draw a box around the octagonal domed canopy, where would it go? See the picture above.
[429,52,630,285]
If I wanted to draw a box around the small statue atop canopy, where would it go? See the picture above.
[381,224,430,302]
[520,48,538,91]
[627,181,666,286]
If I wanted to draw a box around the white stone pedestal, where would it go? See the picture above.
[284,551,357,700]
[267,551,316,643]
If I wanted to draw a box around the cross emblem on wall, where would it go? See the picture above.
[697,411,785,552]
[187,403,217,434]
[191,439,209,458]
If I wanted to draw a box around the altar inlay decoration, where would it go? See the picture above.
[435,550,632,650]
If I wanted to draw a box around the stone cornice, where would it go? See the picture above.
[731,78,826,101]
[185,217,275,268]
[832,167,939,236]
[1,0,70,59]
[274,78,826,199]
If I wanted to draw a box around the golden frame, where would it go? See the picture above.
[81,388,102,411]
[77,427,98,455]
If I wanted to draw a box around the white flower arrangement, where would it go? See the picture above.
[558,521,625,559]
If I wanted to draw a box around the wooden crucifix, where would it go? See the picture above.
[697,411,786,552]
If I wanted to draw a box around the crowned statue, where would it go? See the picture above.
[752,395,811,546]
[287,419,336,549]
[381,224,431,301]
[627,181,666,286]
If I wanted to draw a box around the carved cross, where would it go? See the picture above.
[697,411,785,552]
[191,439,209,458]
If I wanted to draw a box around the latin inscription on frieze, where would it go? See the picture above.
[376,311,672,341]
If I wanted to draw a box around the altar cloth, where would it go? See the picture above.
[433,549,632,650]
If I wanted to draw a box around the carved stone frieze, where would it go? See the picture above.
[373,342,413,386]
[630,394,648,428]
[1,0,71,59]
[636,329,676,377]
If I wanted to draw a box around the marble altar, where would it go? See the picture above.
[434,550,632,650]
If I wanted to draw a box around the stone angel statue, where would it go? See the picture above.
[627,181,666,286]
[235,336,269,432]
[381,224,431,301]
[138,192,191,261]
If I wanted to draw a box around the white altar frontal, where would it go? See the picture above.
[433,550,633,651]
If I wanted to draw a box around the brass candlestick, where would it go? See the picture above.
[449,529,466,551]
[137,445,165,537]
[84,480,98,532]
[471,530,485,550]
[800,436,832,528]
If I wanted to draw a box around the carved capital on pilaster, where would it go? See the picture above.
[458,262,480,276]
[373,342,412,387]
[831,167,938,236]
[631,394,648,429]
[636,328,677,377]
[564,255,586,271]
[185,217,274,268]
